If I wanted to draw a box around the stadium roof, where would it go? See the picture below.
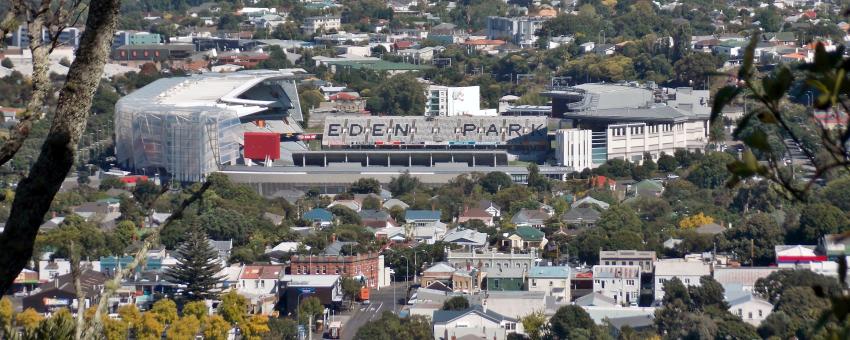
[562,105,706,123]
[323,59,432,71]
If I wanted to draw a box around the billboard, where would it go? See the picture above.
[244,132,281,160]
[322,116,547,146]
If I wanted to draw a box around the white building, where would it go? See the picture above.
[653,259,711,302]
[302,16,341,35]
[432,305,522,340]
[237,265,284,315]
[425,85,495,117]
[552,85,710,170]
[592,265,641,306]
[527,266,571,303]
[38,259,72,282]
[486,16,549,47]
[727,292,773,327]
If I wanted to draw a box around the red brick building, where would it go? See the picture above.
[289,252,385,288]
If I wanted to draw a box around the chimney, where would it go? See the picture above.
[482,299,487,314]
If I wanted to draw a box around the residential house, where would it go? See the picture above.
[695,222,726,235]
[359,209,397,229]
[406,210,442,227]
[632,179,664,198]
[505,226,548,251]
[486,267,526,291]
[574,292,617,307]
[561,207,601,228]
[713,267,780,292]
[39,259,71,282]
[422,262,457,287]
[726,290,774,327]
[463,39,506,52]
[238,265,284,315]
[528,266,571,302]
[653,259,711,302]
[207,239,233,262]
[511,208,550,228]
[599,250,657,274]
[592,265,641,306]
[302,16,341,35]
[442,229,488,250]
[382,198,409,210]
[571,196,610,210]
[819,234,850,260]
[458,207,495,227]
[303,208,333,228]
[375,226,406,242]
[452,269,484,294]
[477,200,502,218]
[775,245,826,268]
[327,199,361,212]
[432,305,522,340]
[24,270,106,313]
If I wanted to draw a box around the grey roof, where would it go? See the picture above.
[528,266,570,278]
[511,208,549,224]
[359,209,391,221]
[207,239,233,252]
[432,305,518,324]
[443,229,488,246]
[383,198,409,210]
[571,197,610,210]
[606,314,655,330]
[563,106,706,123]
[562,207,601,223]
[695,222,725,235]
[323,241,358,256]
[477,200,501,210]
[574,292,617,306]
[485,266,526,278]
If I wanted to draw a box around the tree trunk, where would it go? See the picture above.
[0,0,122,294]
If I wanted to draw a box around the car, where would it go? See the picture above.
[361,299,370,305]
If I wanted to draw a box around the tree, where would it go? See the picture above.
[0,0,123,295]
[689,276,728,310]
[597,206,643,233]
[0,298,12,333]
[102,316,129,340]
[719,213,783,265]
[182,300,208,320]
[661,277,691,306]
[341,277,363,308]
[673,53,720,88]
[328,205,362,225]
[219,290,249,326]
[151,298,178,325]
[642,152,657,172]
[794,203,847,244]
[241,314,271,340]
[136,312,165,340]
[258,45,292,69]
[77,171,91,186]
[361,196,381,210]
[0,58,12,68]
[754,270,842,305]
[267,317,298,340]
[549,305,597,339]
[350,178,381,194]
[354,312,433,340]
[118,304,142,328]
[657,152,677,172]
[16,308,43,332]
[298,296,324,325]
[521,311,547,340]
[203,314,231,340]
[365,73,426,116]
[441,296,470,311]
[166,315,200,340]
[686,152,734,189]
[34,308,75,339]
[165,226,224,300]
[388,171,420,196]
[479,171,513,194]
[527,164,550,192]
[822,177,850,211]
[678,212,714,229]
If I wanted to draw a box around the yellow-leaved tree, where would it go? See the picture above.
[678,212,714,229]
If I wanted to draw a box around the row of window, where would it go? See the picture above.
[595,279,636,288]
[610,123,686,137]
[294,265,374,275]
[737,309,764,319]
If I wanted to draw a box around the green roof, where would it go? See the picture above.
[325,60,432,71]
[634,179,663,192]
[513,226,545,241]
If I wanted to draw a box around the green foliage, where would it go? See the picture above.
[388,171,421,197]
[686,152,735,189]
[219,290,249,326]
[549,305,599,339]
[181,300,208,320]
[754,270,842,305]
[1,58,13,68]
[297,296,324,325]
[151,298,178,325]
[718,213,784,265]
[349,178,381,194]
[365,73,425,116]
[792,203,848,244]
[479,171,513,194]
[441,296,470,311]
[165,226,224,300]
[354,312,432,340]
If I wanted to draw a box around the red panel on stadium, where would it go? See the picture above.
[244,132,281,160]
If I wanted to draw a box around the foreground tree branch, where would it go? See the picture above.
[0,0,122,294]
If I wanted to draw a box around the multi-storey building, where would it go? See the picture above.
[425,85,492,117]
[592,265,641,306]
[9,26,80,48]
[446,249,537,272]
[528,266,571,302]
[289,252,386,288]
[486,16,549,47]
[653,259,711,302]
[112,31,162,49]
[302,16,341,35]
[599,250,657,274]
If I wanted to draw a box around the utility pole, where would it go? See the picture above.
[308,314,313,340]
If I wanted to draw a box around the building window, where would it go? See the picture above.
[748,312,753,319]
[549,281,553,287]
[626,280,635,285]
[738,309,742,317]
[532,279,537,287]
[758,310,763,317]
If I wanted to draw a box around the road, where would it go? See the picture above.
[339,282,407,340]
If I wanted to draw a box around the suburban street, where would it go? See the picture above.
[339,282,408,340]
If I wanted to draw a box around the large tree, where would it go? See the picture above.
[365,73,426,116]
[165,227,224,300]
[0,0,123,294]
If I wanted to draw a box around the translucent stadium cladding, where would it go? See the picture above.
[115,70,304,182]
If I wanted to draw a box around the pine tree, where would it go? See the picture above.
[166,226,224,300]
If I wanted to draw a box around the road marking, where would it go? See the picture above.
[370,302,383,320]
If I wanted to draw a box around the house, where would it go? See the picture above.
[442,229,488,249]
[458,207,495,227]
[599,250,657,274]
[695,222,726,235]
[23,270,107,313]
[713,267,780,292]
[303,208,333,227]
[302,16,341,35]
[819,234,850,260]
[406,210,442,227]
[571,196,610,210]
[632,179,664,197]
[486,266,526,291]
[663,238,683,249]
[775,245,826,268]
[528,266,571,302]
[327,199,361,212]
[574,292,617,307]
[505,226,548,250]
[382,198,409,210]
[561,207,601,228]
[413,223,447,245]
[422,262,457,287]
[477,200,502,218]
[375,226,406,242]
[452,269,484,293]
[39,259,71,282]
[653,259,711,302]
[727,290,773,327]
[323,241,359,256]
[446,249,536,272]
[207,239,233,262]
[432,305,522,340]
[358,209,397,229]
[511,208,550,228]
[237,265,284,315]
[592,265,641,306]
